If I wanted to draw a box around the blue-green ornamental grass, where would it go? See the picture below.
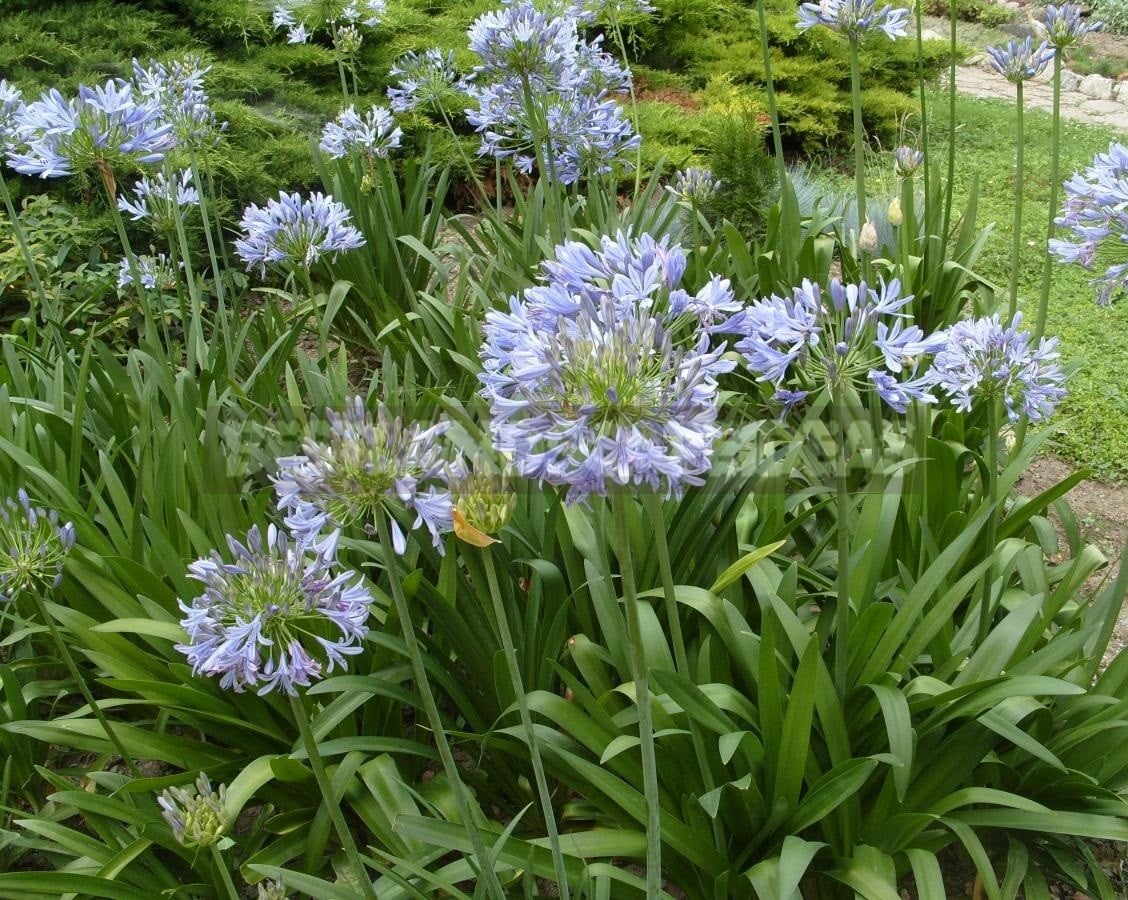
[3,0,1128,897]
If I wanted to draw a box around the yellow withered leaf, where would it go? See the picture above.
[452,508,499,547]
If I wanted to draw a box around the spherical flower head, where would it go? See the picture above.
[334,24,363,53]
[1038,3,1102,50]
[132,57,225,150]
[319,104,402,161]
[927,313,1067,421]
[235,191,364,277]
[468,2,582,84]
[796,0,910,40]
[0,491,76,602]
[0,79,24,144]
[273,398,454,555]
[117,169,199,233]
[387,50,465,114]
[480,289,732,503]
[158,773,231,848]
[176,524,374,695]
[445,456,517,545]
[6,80,174,180]
[893,145,924,179]
[719,277,944,414]
[1050,141,1128,305]
[667,166,721,204]
[117,252,183,292]
[986,37,1055,83]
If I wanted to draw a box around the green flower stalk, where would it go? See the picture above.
[755,0,787,186]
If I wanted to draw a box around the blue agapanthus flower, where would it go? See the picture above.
[235,191,364,276]
[1038,3,1102,49]
[893,145,924,179]
[272,0,385,42]
[796,0,910,40]
[0,490,76,603]
[132,57,226,149]
[274,397,454,555]
[6,80,174,179]
[667,166,721,204]
[176,524,374,696]
[117,252,184,291]
[117,169,199,232]
[0,80,23,144]
[719,278,945,414]
[927,313,1066,422]
[387,50,465,114]
[463,1,639,184]
[319,104,402,160]
[1050,141,1128,305]
[480,232,734,502]
[986,37,1055,83]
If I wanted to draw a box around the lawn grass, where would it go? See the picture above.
[928,90,1128,479]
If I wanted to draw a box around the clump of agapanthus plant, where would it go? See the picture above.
[463,0,640,186]
[0,490,75,603]
[480,233,734,503]
[234,191,364,279]
[117,252,183,293]
[1034,5,1103,341]
[319,104,402,163]
[273,396,454,554]
[1050,144,1128,306]
[797,0,909,235]
[131,57,226,151]
[158,773,231,848]
[176,524,373,695]
[5,79,173,182]
[719,277,944,414]
[117,169,199,234]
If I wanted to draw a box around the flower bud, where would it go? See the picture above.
[448,466,517,547]
[888,197,903,226]
[257,879,288,900]
[859,219,879,253]
[158,773,231,848]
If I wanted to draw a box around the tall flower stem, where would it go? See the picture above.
[1035,53,1063,342]
[102,175,166,352]
[977,400,1001,644]
[642,489,724,852]
[30,593,141,778]
[480,551,571,898]
[187,151,228,309]
[848,37,867,233]
[288,693,378,900]
[610,491,661,899]
[756,0,788,187]
[1007,80,1026,318]
[942,0,957,245]
[608,13,644,201]
[170,204,205,371]
[833,382,853,698]
[374,515,505,900]
[0,171,50,322]
[914,0,929,181]
[207,844,241,900]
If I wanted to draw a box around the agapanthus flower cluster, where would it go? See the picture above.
[581,0,656,19]
[117,253,184,292]
[1050,141,1128,305]
[893,145,924,179]
[986,37,1054,83]
[463,1,640,184]
[234,191,364,277]
[1038,3,1102,49]
[719,278,945,414]
[667,167,721,204]
[117,169,199,232]
[176,524,374,695]
[928,313,1066,421]
[5,79,174,179]
[273,397,454,554]
[158,774,231,847]
[796,0,910,40]
[319,104,402,160]
[0,80,23,145]
[0,491,76,603]
[387,50,465,113]
[480,233,734,503]
[272,0,385,44]
[132,57,226,149]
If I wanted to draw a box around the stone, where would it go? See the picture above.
[1078,73,1114,100]
[1060,70,1081,92]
